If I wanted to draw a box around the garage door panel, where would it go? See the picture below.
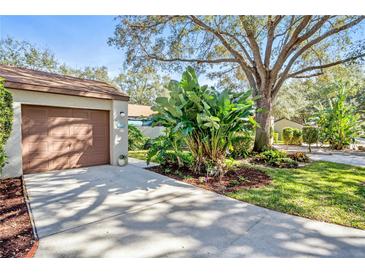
[49,141,71,153]
[73,153,108,167]
[72,109,90,119]
[22,108,47,121]
[90,110,108,123]
[24,156,50,173]
[70,125,92,138]
[70,140,92,152]
[92,125,108,137]
[22,105,110,174]
[48,108,72,117]
[91,137,108,152]
[23,141,49,154]
[25,125,49,137]
[50,155,71,170]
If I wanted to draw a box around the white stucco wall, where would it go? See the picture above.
[111,100,128,165]
[135,126,165,139]
[1,89,128,179]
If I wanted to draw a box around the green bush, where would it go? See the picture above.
[291,128,302,145]
[230,132,253,159]
[282,127,302,145]
[273,132,279,144]
[146,135,192,168]
[252,149,298,168]
[302,126,319,152]
[128,124,148,151]
[0,78,13,174]
[282,128,293,145]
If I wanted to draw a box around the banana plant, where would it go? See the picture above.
[151,66,256,178]
[313,83,363,150]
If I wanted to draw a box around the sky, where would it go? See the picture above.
[0,16,364,82]
[0,16,125,77]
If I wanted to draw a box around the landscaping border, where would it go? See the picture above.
[20,175,39,258]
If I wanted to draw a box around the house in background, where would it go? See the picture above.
[274,118,303,139]
[128,103,165,138]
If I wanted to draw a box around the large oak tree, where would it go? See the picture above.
[109,16,365,151]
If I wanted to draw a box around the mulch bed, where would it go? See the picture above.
[0,177,36,258]
[147,165,271,194]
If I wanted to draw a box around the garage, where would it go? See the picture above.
[22,105,110,173]
[0,64,129,178]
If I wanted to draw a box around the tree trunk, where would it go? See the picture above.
[253,95,273,152]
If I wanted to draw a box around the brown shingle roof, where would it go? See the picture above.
[128,104,156,118]
[0,64,129,101]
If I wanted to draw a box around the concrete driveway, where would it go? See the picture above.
[25,164,365,257]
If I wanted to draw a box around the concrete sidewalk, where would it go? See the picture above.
[274,144,365,167]
[25,165,365,257]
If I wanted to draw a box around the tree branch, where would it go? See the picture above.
[287,53,365,78]
[264,16,282,68]
[146,54,238,64]
[188,16,253,72]
[291,72,324,78]
[271,16,312,78]
[272,16,365,98]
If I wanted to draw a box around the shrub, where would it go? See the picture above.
[146,134,192,168]
[151,66,255,178]
[0,78,13,174]
[302,126,319,152]
[288,152,310,163]
[128,124,148,151]
[230,132,253,159]
[252,149,298,168]
[291,129,302,145]
[282,128,293,145]
[282,127,302,145]
[273,132,279,144]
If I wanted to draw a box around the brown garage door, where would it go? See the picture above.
[22,105,110,174]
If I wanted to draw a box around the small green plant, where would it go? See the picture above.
[252,149,298,168]
[282,128,294,145]
[302,126,319,152]
[230,132,253,159]
[228,180,241,188]
[146,134,193,168]
[0,78,13,174]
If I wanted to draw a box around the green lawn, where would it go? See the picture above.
[228,161,365,229]
[128,150,148,161]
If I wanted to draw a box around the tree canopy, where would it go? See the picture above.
[110,15,365,151]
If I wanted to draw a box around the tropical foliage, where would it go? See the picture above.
[313,84,363,150]
[0,79,13,173]
[151,67,256,177]
[128,125,148,151]
[251,149,298,168]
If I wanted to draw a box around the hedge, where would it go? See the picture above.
[0,78,13,174]
[282,127,302,145]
